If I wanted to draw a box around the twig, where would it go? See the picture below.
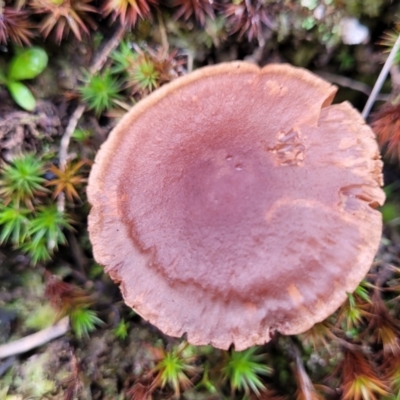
[157,11,169,54]
[0,317,69,359]
[316,72,389,102]
[362,34,400,119]
[290,341,313,400]
[88,25,126,76]
[57,104,85,213]
[390,64,400,93]
[57,24,126,214]
[0,356,16,377]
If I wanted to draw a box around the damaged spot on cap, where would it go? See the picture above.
[288,284,304,305]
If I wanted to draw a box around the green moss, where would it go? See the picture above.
[24,303,57,330]
[13,353,55,398]
[336,0,388,17]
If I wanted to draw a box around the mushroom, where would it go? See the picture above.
[88,62,385,350]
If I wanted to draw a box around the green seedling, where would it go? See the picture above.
[114,318,129,340]
[0,202,30,245]
[17,205,73,265]
[19,237,52,265]
[111,41,136,73]
[28,205,72,252]
[0,153,47,207]
[150,342,200,397]
[70,307,103,338]
[222,347,272,396]
[79,68,122,116]
[0,47,48,111]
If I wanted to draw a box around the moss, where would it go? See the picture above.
[24,303,57,330]
[13,353,56,398]
[336,0,389,17]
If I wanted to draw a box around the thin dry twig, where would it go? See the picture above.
[390,64,400,93]
[88,25,126,76]
[157,11,169,55]
[362,34,400,119]
[0,317,69,359]
[57,24,126,213]
[291,342,313,400]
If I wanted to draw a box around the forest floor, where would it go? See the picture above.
[1,1,400,399]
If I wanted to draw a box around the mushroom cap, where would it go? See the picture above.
[88,62,385,350]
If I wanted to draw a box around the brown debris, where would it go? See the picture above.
[340,348,389,400]
[224,0,273,45]
[371,102,400,159]
[0,6,34,46]
[0,103,61,159]
[173,0,215,26]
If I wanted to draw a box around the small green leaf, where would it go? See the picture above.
[7,81,36,111]
[7,47,48,81]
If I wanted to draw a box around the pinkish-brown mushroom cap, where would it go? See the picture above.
[88,62,385,350]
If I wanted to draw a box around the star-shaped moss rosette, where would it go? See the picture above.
[88,62,385,350]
